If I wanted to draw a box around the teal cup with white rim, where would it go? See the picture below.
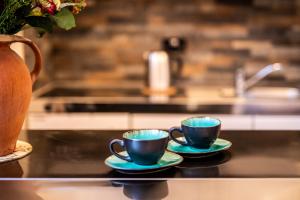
[169,117,221,149]
[109,130,169,165]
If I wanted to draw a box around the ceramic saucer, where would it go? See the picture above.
[0,140,32,163]
[105,151,183,174]
[167,137,232,158]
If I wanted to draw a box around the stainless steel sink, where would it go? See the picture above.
[221,87,300,99]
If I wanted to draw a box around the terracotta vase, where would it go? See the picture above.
[0,35,42,156]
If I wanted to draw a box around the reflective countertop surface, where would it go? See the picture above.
[1,130,300,199]
[3,130,300,179]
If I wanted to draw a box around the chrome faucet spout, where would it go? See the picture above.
[244,63,282,90]
[235,63,283,97]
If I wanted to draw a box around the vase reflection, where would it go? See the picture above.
[0,161,23,177]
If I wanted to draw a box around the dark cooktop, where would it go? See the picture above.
[36,86,300,115]
[40,87,185,98]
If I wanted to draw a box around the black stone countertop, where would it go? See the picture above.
[1,130,300,200]
[1,130,299,179]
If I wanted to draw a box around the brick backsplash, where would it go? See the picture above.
[25,0,300,85]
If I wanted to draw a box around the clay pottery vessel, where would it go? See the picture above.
[0,35,41,156]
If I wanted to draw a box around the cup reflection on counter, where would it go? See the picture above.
[112,180,169,200]
[177,151,232,177]
[109,130,169,165]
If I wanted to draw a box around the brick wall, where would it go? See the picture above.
[26,0,300,84]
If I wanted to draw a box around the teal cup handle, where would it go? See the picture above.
[169,127,188,146]
[109,139,132,162]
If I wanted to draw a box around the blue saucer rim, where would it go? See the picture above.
[105,151,183,171]
[167,138,232,155]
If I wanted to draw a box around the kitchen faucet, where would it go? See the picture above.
[235,63,283,97]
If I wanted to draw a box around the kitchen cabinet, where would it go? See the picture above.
[27,113,129,130]
[26,113,300,131]
[254,115,300,130]
[27,113,253,130]
[131,114,253,130]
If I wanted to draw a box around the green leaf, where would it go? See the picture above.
[52,8,76,30]
[25,16,54,33]
[0,0,32,34]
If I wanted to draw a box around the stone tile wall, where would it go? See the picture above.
[26,0,300,85]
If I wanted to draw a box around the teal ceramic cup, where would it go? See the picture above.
[169,117,221,149]
[109,130,169,165]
